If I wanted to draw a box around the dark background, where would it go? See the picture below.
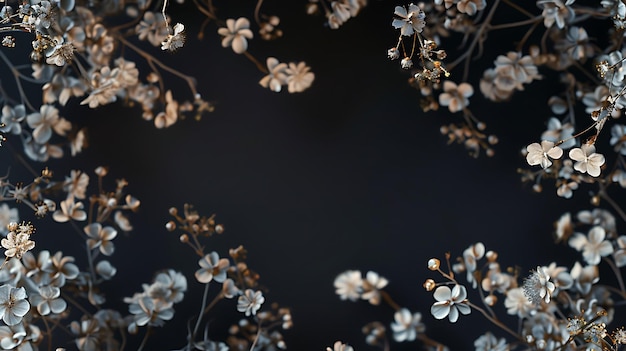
[0,1,605,350]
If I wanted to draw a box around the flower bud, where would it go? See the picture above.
[166,221,176,231]
[423,279,436,291]
[427,258,440,271]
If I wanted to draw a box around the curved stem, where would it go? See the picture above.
[468,301,524,342]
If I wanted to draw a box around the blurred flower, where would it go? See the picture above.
[438,81,473,113]
[569,226,614,265]
[327,341,353,351]
[237,289,264,316]
[285,62,315,93]
[195,251,229,283]
[30,285,67,315]
[334,270,362,301]
[390,308,425,342]
[361,271,388,305]
[218,18,253,54]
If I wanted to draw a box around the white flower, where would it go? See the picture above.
[400,57,413,69]
[522,266,556,304]
[568,144,605,177]
[541,117,575,150]
[390,308,425,342]
[194,251,229,283]
[569,226,614,265]
[526,141,563,169]
[30,285,67,315]
[259,57,288,92]
[128,296,174,327]
[237,289,264,316]
[334,270,362,301]
[610,124,626,155]
[84,222,118,256]
[0,285,30,326]
[361,271,388,305]
[161,23,185,51]
[474,332,509,351]
[326,341,354,351]
[0,204,18,236]
[430,284,471,322]
[438,81,474,113]
[504,287,535,317]
[26,104,71,144]
[52,197,87,222]
[392,4,426,36]
[0,105,25,135]
[388,47,400,60]
[218,18,253,54]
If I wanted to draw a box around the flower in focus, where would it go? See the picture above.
[392,4,426,36]
[1,230,35,259]
[237,289,264,316]
[161,23,185,51]
[526,141,563,169]
[568,144,605,177]
[569,226,614,265]
[438,81,474,113]
[390,308,425,342]
[0,285,30,326]
[430,284,471,322]
[522,266,556,304]
[334,270,362,301]
[218,18,254,54]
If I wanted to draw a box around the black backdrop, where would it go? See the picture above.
[0,1,601,350]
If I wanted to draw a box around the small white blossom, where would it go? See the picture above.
[568,144,605,177]
[526,141,563,169]
[390,308,425,342]
[334,270,362,301]
[237,289,264,316]
[569,226,614,265]
[430,284,471,322]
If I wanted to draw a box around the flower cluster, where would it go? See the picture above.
[333,269,445,349]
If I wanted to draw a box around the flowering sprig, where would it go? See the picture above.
[166,204,291,351]
[332,269,446,349]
